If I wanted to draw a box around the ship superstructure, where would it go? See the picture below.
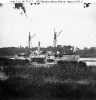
[29,29,80,65]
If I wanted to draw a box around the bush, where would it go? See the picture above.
[1,59,96,99]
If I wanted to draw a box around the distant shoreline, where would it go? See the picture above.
[0,55,96,58]
[0,56,14,58]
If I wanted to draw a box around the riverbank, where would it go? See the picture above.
[0,57,96,99]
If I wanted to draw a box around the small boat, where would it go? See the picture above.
[14,53,30,60]
[55,53,80,62]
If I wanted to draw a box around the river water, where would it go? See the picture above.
[80,58,96,66]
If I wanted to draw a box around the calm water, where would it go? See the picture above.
[80,58,96,66]
[0,56,96,66]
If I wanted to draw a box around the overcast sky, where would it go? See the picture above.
[0,3,96,49]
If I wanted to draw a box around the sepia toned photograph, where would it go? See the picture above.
[0,1,96,100]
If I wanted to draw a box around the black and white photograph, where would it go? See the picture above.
[0,0,96,100]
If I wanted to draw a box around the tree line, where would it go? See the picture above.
[0,45,96,57]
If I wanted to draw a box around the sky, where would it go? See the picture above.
[0,3,96,49]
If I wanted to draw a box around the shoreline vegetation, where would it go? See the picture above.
[0,58,96,99]
[1,46,96,58]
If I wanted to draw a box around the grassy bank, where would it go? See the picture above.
[0,58,96,99]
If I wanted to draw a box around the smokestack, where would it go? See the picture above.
[38,41,40,52]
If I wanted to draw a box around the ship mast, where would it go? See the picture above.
[28,32,31,52]
[54,29,63,47]
[28,32,36,53]
[54,29,57,47]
